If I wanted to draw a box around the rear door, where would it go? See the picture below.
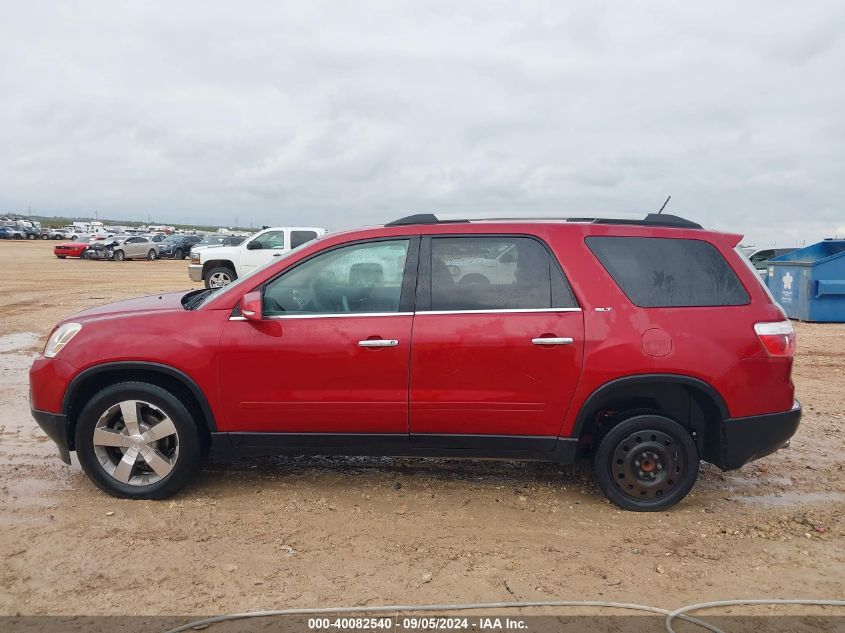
[409,235,584,446]
[125,237,147,258]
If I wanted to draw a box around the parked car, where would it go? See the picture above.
[191,234,246,253]
[85,236,159,261]
[156,234,202,260]
[30,212,800,510]
[6,226,40,239]
[0,227,10,239]
[54,236,102,258]
[143,234,169,244]
[747,247,798,279]
[42,228,71,240]
[189,226,326,288]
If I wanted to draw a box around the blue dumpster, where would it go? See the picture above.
[766,239,845,322]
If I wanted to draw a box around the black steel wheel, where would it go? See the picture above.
[592,413,699,511]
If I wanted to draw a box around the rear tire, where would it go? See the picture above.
[592,413,699,511]
[74,382,202,499]
[205,266,236,288]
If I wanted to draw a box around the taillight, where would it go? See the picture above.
[754,321,796,357]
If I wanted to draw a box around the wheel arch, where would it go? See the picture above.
[202,259,237,276]
[62,361,218,450]
[571,374,729,463]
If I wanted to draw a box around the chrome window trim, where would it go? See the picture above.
[416,308,582,315]
[263,312,413,320]
[229,307,582,321]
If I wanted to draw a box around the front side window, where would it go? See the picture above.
[586,236,749,307]
[429,237,576,311]
[291,230,319,249]
[249,230,286,250]
[263,240,409,316]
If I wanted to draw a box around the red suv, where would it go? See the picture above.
[29,213,800,510]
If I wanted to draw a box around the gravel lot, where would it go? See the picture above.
[1,240,842,618]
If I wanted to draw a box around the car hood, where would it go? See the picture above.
[70,291,190,322]
[191,244,227,252]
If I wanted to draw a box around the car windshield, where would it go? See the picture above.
[198,236,227,246]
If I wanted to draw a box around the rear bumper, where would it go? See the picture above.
[716,400,801,470]
[188,264,203,282]
[31,408,71,465]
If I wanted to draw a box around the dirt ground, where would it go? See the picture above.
[0,240,842,620]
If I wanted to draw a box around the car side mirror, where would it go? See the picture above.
[240,291,263,321]
[246,241,261,250]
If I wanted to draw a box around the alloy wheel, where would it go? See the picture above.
[209,272,231,287]
[92,400,180,486]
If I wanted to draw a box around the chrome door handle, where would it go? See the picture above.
[358,339,399,347]
[531,337,573,345]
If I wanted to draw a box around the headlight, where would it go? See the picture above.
[190,252,200,263]
[44,323,82,358]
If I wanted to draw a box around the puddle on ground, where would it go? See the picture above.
[0,332,40,353]
[735,491,845,507]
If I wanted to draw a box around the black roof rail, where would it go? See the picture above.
[385,212,702,229]
[385,213,441,226]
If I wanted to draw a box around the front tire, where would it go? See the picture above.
[174,248,184,260]
[205,266,236,288]
[75,382,202,499]
[28,233,36,240]
[113,249,125,261]
[592,413,699,511]
[147,249,157,260]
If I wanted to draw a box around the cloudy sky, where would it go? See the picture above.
[1,1,843,246]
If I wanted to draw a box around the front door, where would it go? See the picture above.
[409,235,584,444]
[240,229,288,274]
[218,237,418,434]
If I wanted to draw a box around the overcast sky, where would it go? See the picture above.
[1,1,843,246]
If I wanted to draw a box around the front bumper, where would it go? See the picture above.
[188,264,203,282]
[716,400,802,470]
[31,408,71,464]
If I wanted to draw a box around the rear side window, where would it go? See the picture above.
[586,236,749,307]
[429,236,576,311]
[291,230,319,249]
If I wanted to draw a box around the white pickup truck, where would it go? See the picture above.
[188,226,327,288]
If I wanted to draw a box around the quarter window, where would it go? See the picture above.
[429,237,576,311]
[263,240,410,316]
[586,236,749,307]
